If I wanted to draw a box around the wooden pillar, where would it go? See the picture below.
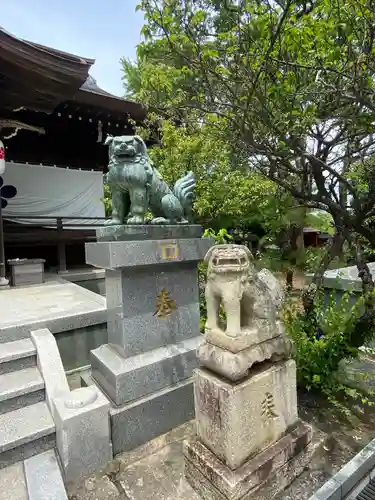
[57,217,67,273]
[0,199,9,286]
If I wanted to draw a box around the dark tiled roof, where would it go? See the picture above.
[74,75,147,121]
[0,27,94,113]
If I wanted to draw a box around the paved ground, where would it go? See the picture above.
[0,278,106,338]
[67,422,200,500]
[67,377,375,500]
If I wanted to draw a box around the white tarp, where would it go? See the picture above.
[1,162,105,228]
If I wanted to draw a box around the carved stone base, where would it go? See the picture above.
[194,362,298,470]
[184,421,313,500]
[205,320,285,353]
[197,337,291,381]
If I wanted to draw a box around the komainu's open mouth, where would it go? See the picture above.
[211,254,249,272]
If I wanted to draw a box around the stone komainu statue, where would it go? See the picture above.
[104,135,196,225]
[204,244,286,345]
[199,244,290,380]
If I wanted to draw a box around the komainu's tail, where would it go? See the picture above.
[173,171,196,214]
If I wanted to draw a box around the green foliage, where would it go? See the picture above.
[203,228,233,244]
[305,211,335,236]
[121,58,142,99]
[101,180,112,217]
[130,0,375,254]
[283,289,374,398]
[198,262,207,332]
[143,118,284,231]
[303,247,327,273]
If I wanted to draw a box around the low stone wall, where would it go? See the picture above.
[56,323,107,372]
[59,268,106,297]
[75,278,105,296]
[51,270,107,370]
[308,263,375,312]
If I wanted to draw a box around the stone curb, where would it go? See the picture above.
[308,438,375,500]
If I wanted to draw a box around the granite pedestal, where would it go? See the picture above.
[185,362,313,500]
[85,224,212,453]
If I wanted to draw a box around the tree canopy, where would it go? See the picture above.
[130,0,375,243]
[121,0,375,296]
[142,117,289,231]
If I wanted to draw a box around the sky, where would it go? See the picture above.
[1,0,145,97]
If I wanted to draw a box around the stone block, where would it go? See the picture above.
[110,378,195,455]
[205,320,285,353]
[55,323,107,372]
[85,237,212,270]
[54,386,112,484]
[0,462,28,500]
[198,336,291,381]
[91,336,202,406]
[96,224,204,242]
[194,361,298,470]
[184,421,313,500]
[8,259,45,287]
[105,263,200,356]
[332,437,375,497]
[24,449,68,500]
[308,478,342,500]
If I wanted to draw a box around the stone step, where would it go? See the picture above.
[0,451,68,500]
[0,402,55,469]
[0,367,45,415]
[0,461,28,500]
[0,339,36,375]
[24,450,68,500]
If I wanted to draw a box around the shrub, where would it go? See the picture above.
[283,289,375,399]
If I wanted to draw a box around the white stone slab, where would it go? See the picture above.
[0,462,28,500]
[0,367,44,402]
[310,262,375,291]
[0,402,55,453]
[0,280,106,343]
[24,450,67,500]
[0,339,35,364]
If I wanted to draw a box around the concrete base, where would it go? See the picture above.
[90,336,202,406]
[81,372,195,456]
[184,421,313,500]
[112,378,195,455]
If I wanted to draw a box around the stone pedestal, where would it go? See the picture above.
[184,245,314,500]
[184,421,313,500]
[194,361,298,470]
[85,224,212,453]
[8,258,45,286]
[185,362,313,499]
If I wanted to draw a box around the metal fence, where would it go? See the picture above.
[4,215,110,273]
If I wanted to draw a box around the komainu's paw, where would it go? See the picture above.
[150,217,169,225]
[127,216,145,224]
[104,218,122,226]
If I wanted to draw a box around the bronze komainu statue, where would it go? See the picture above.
[104,135,196,225]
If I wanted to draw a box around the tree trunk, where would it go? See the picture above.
[353,237,374,298]
[286,268,294,293]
